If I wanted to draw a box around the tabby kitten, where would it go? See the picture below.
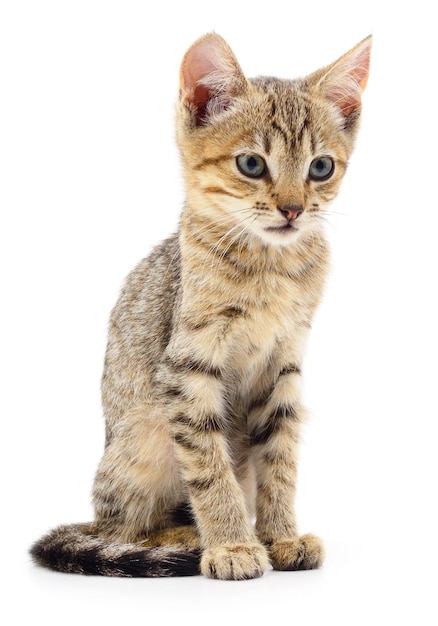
[31,33,371,580]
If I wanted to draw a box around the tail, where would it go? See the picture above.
[30,523,201,577]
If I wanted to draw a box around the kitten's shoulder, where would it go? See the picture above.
[116,232,181,307]
[129,232,180,278]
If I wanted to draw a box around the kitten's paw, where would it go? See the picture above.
[201,543,269,580]
[269,534,324,571]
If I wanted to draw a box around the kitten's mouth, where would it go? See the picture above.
[265,223,298,234]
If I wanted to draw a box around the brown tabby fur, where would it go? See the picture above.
[31,33,371,579]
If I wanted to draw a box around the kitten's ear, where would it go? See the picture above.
[315,35,372,122]
[179,33,247,126]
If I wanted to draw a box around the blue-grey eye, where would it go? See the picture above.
[236,154,266,178]
[309,156,335,181]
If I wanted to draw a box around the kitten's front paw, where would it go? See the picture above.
[269,534,324,571]
[201,543,269,580]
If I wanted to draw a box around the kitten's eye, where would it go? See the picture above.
[236,154,266,178]
[309,156,335,181]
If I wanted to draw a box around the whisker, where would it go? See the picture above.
[209,215,254,260]
[326,210,349,217]
[203,214,257,277]
[162,212,242,283]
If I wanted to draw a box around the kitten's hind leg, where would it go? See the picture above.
[142,525,200,550]
[93,402,184,543]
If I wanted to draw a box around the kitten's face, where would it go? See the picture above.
[183,79,352,247]
[177,34,370,249]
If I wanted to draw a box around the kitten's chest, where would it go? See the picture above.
[228,275,312,364]
[174,232,329,382]
[179,269,318,373]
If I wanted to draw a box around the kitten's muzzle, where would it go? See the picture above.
[278,205,304,221]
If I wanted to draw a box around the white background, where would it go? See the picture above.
[1,1,437,624]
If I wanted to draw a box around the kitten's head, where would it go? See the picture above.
[176,33,371,248]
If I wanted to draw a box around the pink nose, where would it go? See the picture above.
[278,205,304,221]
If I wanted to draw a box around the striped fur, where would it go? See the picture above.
[31,33,371,579]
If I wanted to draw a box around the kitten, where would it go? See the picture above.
[31,33,371,580]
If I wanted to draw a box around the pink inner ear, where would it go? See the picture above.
[179,41,223,124]
[180,51,216,91]
[327,85,361,117]
[351,45,371,90]
[180,41,220,98]
[325,39,371,117]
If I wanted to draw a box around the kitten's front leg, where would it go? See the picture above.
[250,365,324,571]
[161,358,269,580]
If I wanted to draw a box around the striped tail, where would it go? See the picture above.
[30,523,201,577]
